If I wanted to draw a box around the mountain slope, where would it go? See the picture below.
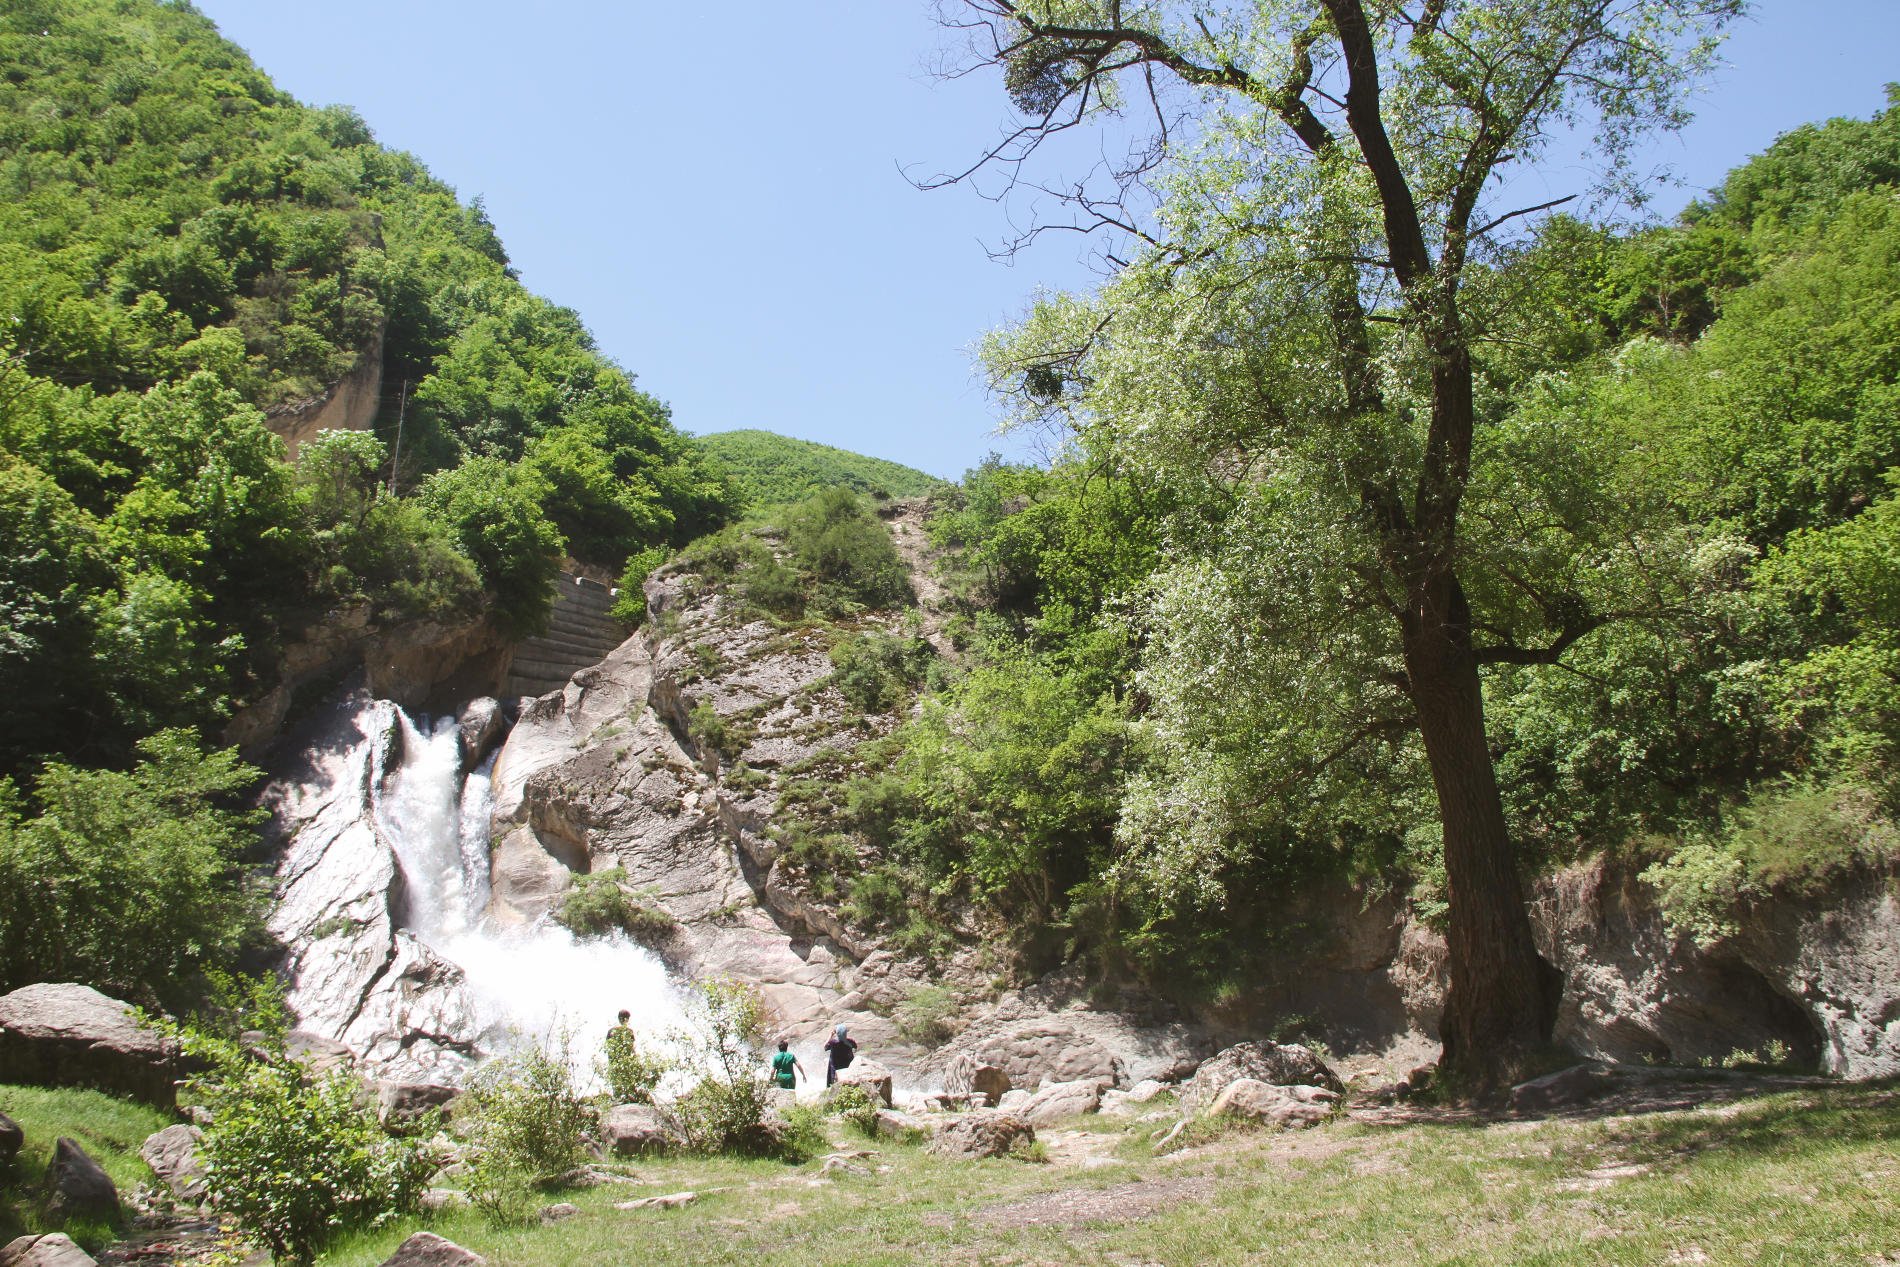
[697,429,946,510]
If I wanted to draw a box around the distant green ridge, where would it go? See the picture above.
[696,429,947,510]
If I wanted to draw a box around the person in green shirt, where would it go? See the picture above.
[771,1038,805,1090]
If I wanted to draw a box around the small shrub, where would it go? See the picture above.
[892,984,958,1045]
[608,545,670,624]
[459,1037,590,1185]
[687,699,730,761]
[551,868,677,945]
[782,488,910,613]
[668,978,779,1155]
[828,631,933,713]
[825,1083,881,1138]
[603,1025,670,1106]
[197,1060,432,1262]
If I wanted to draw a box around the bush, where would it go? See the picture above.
[602,1028,669,1107]
[892,984,958,1045]
[0,731,266,1010]
[194,1055,432,1263]
[417,457,566,639]
[551,868,677,945]
[667,978,782,1156]
[608,545,670,625]
[825,1082,881,1138]
[828,631,933,713]
[783,489,910,612]
[459,1035,592,1224]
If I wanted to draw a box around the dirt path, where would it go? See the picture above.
[883,499,956,660]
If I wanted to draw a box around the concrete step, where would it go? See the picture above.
[524,632,620,657]
[512,648,607,674]
[544,613,625,640]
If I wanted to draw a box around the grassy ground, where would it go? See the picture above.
[0,1084,173,1251]
[318,1081,1900,1267]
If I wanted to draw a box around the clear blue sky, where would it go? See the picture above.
[191,2,1896,480]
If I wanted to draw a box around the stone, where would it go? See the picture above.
[0,1111,21,1166]
[376,1081,460,1130]
[1510,1063,1615,1113]
[0,1234,97,1267]
[925,1111,1034,1160]
[1180,1042,1342,1110]
[1207,1079,1337,1130]
[419,1188,469,1212]
[600,1103,682,1156]
[872,1108,929,1140]
[615,1191,698,1211]
[941,1055,1012,1107]
[45,1137,118,1222]
[1125,1078,1168,1103]
[139,1124,207,1205]
[996,1089,1031,1112]
[1019,1078,1105,1127]
[378,1232,486,1266]
[456,697,508,772]
[833,1059,894,1107]
[0,984,177,1108]
[538,1202,579,1223]
[821,1155,871,1177]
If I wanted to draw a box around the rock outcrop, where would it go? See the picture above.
[926,1111,1034,1160]
[0,984,176,1108]
[1179,1042,1341,1111]
[45,1138,117,1222]
[140,1124,208,1205]
[0,1234,96,1267]
[599,1104,681,1157]
[260,687,481,1082]
[1206,1078,1337,1129]
[1018,1078,1105,1126]
[379,1232,486,1267]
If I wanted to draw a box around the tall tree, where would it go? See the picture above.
[938,0,1741,1094]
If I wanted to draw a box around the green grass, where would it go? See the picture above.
[0,1084,173,1249]
[311,1084,1900,1266]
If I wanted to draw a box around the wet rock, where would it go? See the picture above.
[139,1124,207,1205]
[1510,1062,1615,1113]
[0,983,176,1108]
[1019,1078,1105,1127]
[0,1111,21,1166]
[456,697,508,771]
[0,1233,97,1267]
[1207,1079,1337,1129]
[925,1111,1034,1160]
[379,1232,486,1266]
[833,1059,894,1107]
[600,1103,682,1156]
[1180,1042,1342,1110]
[46,1138,118,1222]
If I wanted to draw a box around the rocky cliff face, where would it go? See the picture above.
[256,498,1900,1089]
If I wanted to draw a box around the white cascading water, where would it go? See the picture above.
[376,708,690,1075]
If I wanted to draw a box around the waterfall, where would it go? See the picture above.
[375,707,689,1071]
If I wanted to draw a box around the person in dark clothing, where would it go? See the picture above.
[823,1022,857,1087]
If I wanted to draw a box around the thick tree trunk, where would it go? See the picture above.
[1403,573,1557,1097]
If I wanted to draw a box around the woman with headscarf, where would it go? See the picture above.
[823,1022,857,1087]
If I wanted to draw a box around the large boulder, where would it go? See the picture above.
[925,1111,1035,1160]
[139,1124,207,1205]
[1207,1078,1337,1130]
[376,1081,460,1130]
[0,1234,97,1267]
[833,1059,894,1108]
[0,1111,21,1166]
[45,1138,117,1222]
[379,1232,486,1266]
[941,1054,1012,1107]
[1180,1042,1341,1111]
[0,984,176,1108]
[600,1103,682,1157]
[1019,1078,1105,1127]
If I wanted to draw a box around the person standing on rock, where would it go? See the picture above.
[824,1022,857,1087]
[607,1009,636,1056]
[772,1039,805,1091]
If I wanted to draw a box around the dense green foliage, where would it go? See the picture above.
[0,0,735,782]
[551,867,678,945]
[696,429,945,510]
[0,731,266,1008]
[768,92,1900,998]
[673,487,910,623]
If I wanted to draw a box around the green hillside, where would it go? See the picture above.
[696,429,946,510]
[0,0,735,776]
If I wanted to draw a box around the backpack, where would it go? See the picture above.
[832,1038,856,1069]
